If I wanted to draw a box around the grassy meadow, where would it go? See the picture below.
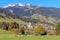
[0,17,25,24]
[0,30,60,40]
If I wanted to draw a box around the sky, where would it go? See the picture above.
[0,0,60,8]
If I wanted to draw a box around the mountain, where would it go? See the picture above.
[0,3,60,26]
[0,4,60,19]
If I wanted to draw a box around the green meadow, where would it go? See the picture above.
[0,30,60,40]
[0,17,25,24]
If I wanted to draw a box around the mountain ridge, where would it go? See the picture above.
[0,4,60,20]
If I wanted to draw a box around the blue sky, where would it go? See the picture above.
[0,0,60,8]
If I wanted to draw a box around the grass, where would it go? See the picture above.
[0,17,26,24]
[0,30,60,40]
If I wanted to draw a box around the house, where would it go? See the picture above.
[24,22,35,35]
[26,22,33,28]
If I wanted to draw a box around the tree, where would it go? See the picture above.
[56,22,60,34]
[20,27,25,35]
[34,23,45,35]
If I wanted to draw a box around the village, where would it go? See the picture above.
[0,21,57,36]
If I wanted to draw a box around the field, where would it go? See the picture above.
[0,30,60,40]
